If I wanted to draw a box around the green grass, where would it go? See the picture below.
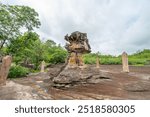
[83,49,150,65]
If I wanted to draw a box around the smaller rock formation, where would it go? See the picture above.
[96,52,100,68]
[65,31,91,67]
[40,61,45,73]
[122,52,129,72]
[0,56,12,86]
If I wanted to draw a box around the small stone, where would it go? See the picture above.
[96,53,100,68]
[122,52,129,72]
[40,61,45,73]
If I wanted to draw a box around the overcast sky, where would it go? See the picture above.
[1,0,150,55]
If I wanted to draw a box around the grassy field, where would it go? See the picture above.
[83,49,150,66]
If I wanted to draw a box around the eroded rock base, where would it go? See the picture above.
[52,66,112,88]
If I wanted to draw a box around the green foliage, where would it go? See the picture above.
[128,58,147,65]
[29,39,67,66]
[7,31,67,69]
[48,48,67,64]
[83,53,121,65]
[83,49,150,65]
[8,65,29,78]
[28,39,46,68]
[7,32,40,64]
[42,40,68,64]
[101,58,121,65]
[128,49,150,65]
[0,3,40,50]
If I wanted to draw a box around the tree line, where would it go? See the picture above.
[0,3,67,70]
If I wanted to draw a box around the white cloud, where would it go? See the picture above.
[1,0,150,55]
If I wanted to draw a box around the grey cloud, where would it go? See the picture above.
[1,0,150,55]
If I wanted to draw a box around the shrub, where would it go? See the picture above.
[83,57,96,64]
[101,58,121,65]
[49,50,67,64]
[8,65,29,78]
[145,60,150,65]
[83,54,122,65]
[128,58,146,65]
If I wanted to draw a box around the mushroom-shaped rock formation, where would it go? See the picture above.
[52,32,113,88]
[65,31,91,67]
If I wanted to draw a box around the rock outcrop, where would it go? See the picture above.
[52,67,112,88]
[0,56,12,86]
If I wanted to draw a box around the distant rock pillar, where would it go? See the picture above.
[96,53,100,68]
[122,52,129,72]
[0,56,12,86]
[40,61,45,73]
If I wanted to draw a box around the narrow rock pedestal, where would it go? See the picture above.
[96,54,100,68]
[0,56,12,86]
[122,52,129,72]
[40,61,45,73]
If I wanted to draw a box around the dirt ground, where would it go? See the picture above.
[48,65,150,100]
[0,65,150,100]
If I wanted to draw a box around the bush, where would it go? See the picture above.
[8,65,29,78]
[49,50,67,64]
[101,58,121,65]
[83,57,96,64]
[83,53,122,65]
[128,58,146,65]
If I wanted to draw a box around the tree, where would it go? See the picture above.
[0,3,41,51]
[45,40,56,47]
[7,32,40,64]
[29,39,45,68]
[48,47,67,64]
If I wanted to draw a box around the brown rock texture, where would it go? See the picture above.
[0,56,12,86]
[122,52,129,72]
[52,67,112,88]
[65,31,91,67]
